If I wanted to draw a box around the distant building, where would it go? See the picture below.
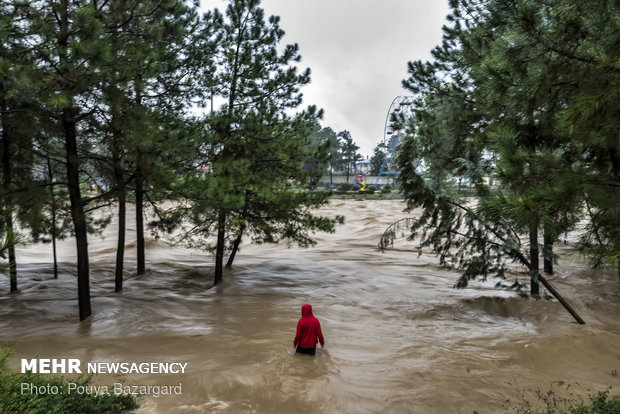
[356,157,372,175]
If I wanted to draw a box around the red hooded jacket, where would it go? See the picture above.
[294,304,325,348]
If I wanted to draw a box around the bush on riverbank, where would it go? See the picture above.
[0,346,138,414]
[499,385,620,414]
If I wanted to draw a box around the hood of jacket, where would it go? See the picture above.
[301,304,313,318]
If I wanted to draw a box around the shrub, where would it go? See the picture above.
[0,346,139,414]
[501,383,620,414]
[338,183,352,191]
[569,388,620,414]
[381,183,392,193]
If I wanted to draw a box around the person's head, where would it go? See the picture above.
[301,304,313,317]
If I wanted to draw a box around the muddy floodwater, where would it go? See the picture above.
[1,200,619,413]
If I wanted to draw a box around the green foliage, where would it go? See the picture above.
[0,230,23,275]
[391,0,620,303]
[0,346,138,413]
[381,184,392,193]
[504,383,620,414]
[574,389,620,414]
[370,143,387,176]
[305,122,340,181]
[336,130,361,180]
[151,0,342,277]
[0,0,208,316]
[0,0,345,306]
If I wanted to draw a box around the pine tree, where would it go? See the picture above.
[19,0,116,319]
[304,122,339,187]
[0,3,22,291]
[93,0,201,290]
[337,130,361,182]
[0,2,49,292]
[382,0,620,323]
[318,127,339,185]
[370,143,387,176]
[169,0,341,284]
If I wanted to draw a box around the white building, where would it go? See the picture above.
[355,157,372,175]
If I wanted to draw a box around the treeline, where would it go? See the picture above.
[0,0,342,320]
[309,126,367,183]
[384,0,618,321]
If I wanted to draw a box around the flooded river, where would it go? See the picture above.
[1,200,619,413]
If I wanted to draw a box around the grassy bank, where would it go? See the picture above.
[0,346,138,414]
[498,382,620,414]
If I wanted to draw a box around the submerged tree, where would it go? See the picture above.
[1,0,202,318]
[23,0,116,320]
[0,3,26,292]
[382,0,619,324]
[1,2,75,292]
[474,0,619,278]
[93,0,201,291]
[161,0,342,285]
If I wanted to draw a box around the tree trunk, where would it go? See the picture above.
[543,225,553,274]
[110,101,126,291]
[134,80,146,275]
[58,0,90,320]
[225,224,245,268]
[6,217,16,293]
[2,107,17,292]
[214,210,226,284]
[115,189,126,292]
[135,153,145,275]
[537,271,585,324]
[529,221,540,297]
[63,108,92,320]
[47,158,58,279]
[511,239,585,324]
[113,138,126,292]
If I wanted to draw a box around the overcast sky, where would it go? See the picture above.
[199,0,450,157]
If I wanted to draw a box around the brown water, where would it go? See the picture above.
[1,200,619,413]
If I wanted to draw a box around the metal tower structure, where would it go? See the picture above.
[374,95,415,185]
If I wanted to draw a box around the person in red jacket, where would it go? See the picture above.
[293,304,325,356]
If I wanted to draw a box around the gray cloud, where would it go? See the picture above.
[201,0,450,156]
